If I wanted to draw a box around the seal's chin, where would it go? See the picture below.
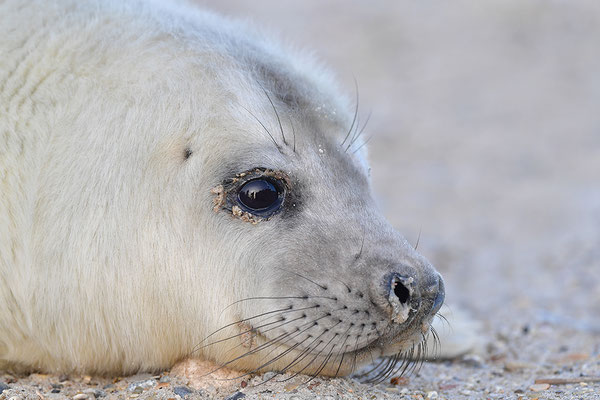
[226,316,436,379]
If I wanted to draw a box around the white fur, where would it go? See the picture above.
[0,0,472,375]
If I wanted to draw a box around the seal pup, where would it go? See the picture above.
[0,0,453,377]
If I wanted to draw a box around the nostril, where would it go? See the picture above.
[392,277,410,304]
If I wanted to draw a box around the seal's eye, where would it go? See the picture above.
[237,178,283,214]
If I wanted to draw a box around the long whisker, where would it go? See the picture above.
[340,78,359,147]
[275,267,328,290]
[332,325,354,378]
[218,314,309,360]
[346,109,371,152]
[196,304,321,354]
[351,135,373,155]
[288,116,296,153]
[193,306,292,349]
[224,295,336,309]
[279,325,340,381]
[414,228,422,250]
[239,105,280,150]
[260,86,287,145]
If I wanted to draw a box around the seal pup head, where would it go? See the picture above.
[199,54,445,379]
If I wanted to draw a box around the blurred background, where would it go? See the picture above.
[199,0,599,395]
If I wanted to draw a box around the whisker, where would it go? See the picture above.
[351,134,373,155]
[349,109,372,148]
[189,306,292,355]
[414,228,422,250]
[288,116,296,153]
[224,295,336,309]
[219,314,309,360]
[340,78,359,148]
[356,227,366,260]
[194,303,320,355]
[304,344,337,385]
[279,323,341,381]
[346,109,371,152]
[332,325,354,378]
[435,312,450,327]
[350,335,360,375]
[239,105,280,150]
[275,267,328,290]
[229,336,309,381]
[260,86,287,145]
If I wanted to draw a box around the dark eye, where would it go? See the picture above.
[237,178,283,214]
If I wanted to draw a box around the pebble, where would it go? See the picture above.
[224,391,246,400]
[127,379,156,392]
[504,361,533,372]
[73,394,89,400]
[284,382,300,392]
[0,383,10,394]
[172,386,194,398]
[461,354,485,368]
[530,383,550,392]
[261,372,276,381]
[426,391,438,399]
[84,388,106,398]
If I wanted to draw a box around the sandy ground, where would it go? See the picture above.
[2,0,599,399]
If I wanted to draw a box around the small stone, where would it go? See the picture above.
[530,383,550,392]
[8,396,22,400]
[173,386,194,398]
[504,361,533,372]
[127,379,156,392]
[461,354,484,368]
[224,392,246,400]
[390,376,409,385]
[284,382,299,392]
[0,383,10,394]
[59,375,69,382]
[84,388,105,398]
[261,372,276,381]
[426,391,438,399]
[159,376,171,383]
[73,394,89,400]
[51,389,61,394]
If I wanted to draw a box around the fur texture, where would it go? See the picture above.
[0,0,466,376]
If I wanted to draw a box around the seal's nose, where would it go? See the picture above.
[430,275,445,315]
[382,267,445,324]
